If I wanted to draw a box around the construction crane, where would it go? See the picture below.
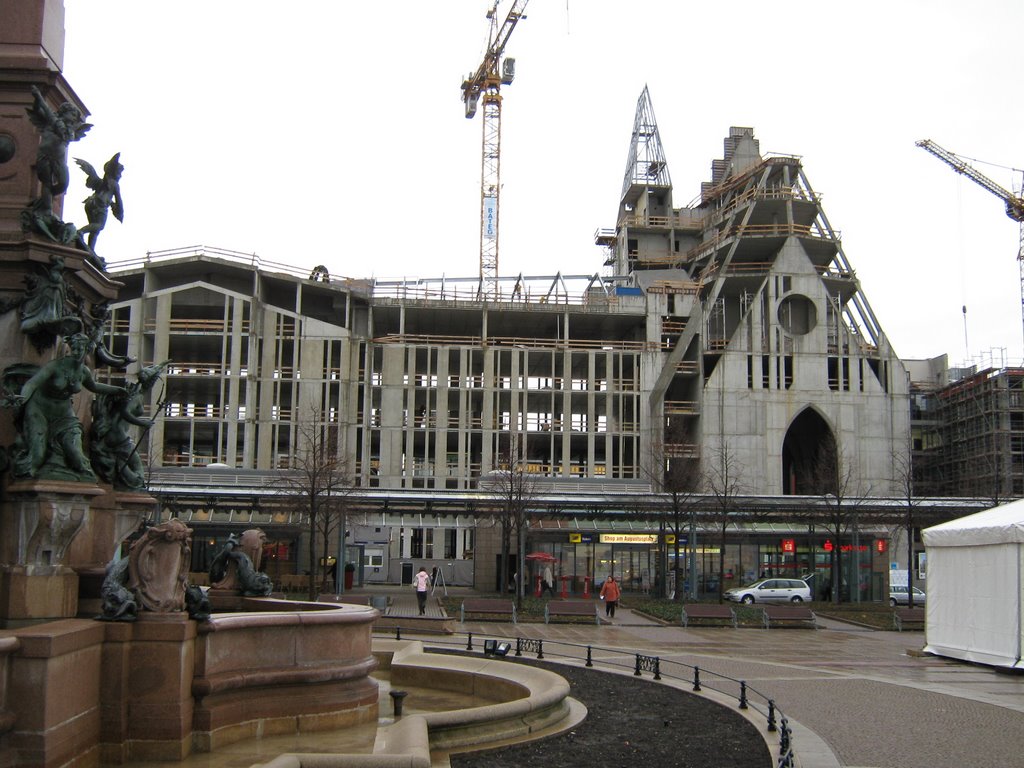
[461,0,529,299]
[916,139,1024,352]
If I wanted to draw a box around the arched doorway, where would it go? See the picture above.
[781,408,835,495]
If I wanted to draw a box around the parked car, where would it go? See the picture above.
[724,578,812,604]
[889,585,926,606]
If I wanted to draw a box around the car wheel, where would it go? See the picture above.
[790,596,803,603]
[889,598,898,607]
[741,595,754,604]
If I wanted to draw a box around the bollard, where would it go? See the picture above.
[466,632,473,651]
[693,666,701,692]
[389,690,408,717]
[634,654,642,677]
[738,681,748,709]
[767,699,777,732]
[395,626,402,641]
[585,646,593,667]
[653,657,661,681]
[536,640,544,659]
[515,638,523,657]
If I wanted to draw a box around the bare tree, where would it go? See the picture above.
[277,407,357,601]
[481,434,539,608]
[891,448,923,608]
[703,440,748,603]
[809,438,870,606]
[648,419,701,600]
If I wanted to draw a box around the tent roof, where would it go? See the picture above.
[923,498,1024,547]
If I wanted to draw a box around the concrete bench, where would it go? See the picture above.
[681,603,737,628]
[460,598,517,624]
[893,607,925,632]
[544,600,600,625]
[762,604,817,629]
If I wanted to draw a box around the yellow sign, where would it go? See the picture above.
[665,534,676,544]
[599,534,658,544]
[569,533,582,544]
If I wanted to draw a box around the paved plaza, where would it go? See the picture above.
[370,586,1024,768]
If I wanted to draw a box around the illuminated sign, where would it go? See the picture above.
[781,538,796,553]
[599,534,659,544]
[665,534,676,544]
[875,539,887,553]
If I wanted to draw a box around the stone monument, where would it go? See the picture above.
[0,0,147,627]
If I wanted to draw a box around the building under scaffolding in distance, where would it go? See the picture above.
[100,89,985,600]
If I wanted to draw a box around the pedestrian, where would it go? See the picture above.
[414,566,430,615]
[542,564,555,597]
[600,575,621,618]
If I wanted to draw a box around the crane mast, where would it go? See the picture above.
[916,139,1024,355]
[462,0,529,299]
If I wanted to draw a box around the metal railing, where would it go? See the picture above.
[378,626,795,767]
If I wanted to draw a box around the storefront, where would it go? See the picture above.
[527,528,892,601]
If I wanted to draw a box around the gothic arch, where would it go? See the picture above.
[781,407,836,495]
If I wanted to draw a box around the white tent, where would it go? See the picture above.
[921,501,1024,668]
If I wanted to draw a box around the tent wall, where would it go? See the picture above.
[923,542,1023,668]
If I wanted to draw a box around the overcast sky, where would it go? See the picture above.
[61,1,1023,366]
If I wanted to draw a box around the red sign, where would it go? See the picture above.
[781,538,795,553]
[823,540,833,552]
[875,539,887,553]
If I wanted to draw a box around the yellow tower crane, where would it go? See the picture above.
[461,0,530,299]
[917,139,1024,352]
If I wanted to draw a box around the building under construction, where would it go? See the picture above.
[101,89,947,598]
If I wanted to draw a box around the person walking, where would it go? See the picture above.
[414,566,430,615]
[600,575,621,618]
[542,564,555,597]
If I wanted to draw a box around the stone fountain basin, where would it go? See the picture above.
[257,638,576,768]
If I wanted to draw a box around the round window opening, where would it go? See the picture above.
[777,294,817,335]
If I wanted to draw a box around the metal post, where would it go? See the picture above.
[515,638,523,657]
[739,681,748,709]
[653,657,661,681]
[634,655,642,677]
[466,632,473,651]
[767,699,777,732]
[693,666,701,692]
[585,646,593,667]
[395,626,401,641]
[536,640,544,660]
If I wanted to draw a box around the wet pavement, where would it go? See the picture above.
[364,585,1024,768]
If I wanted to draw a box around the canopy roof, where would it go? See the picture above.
[923,499,1024,547]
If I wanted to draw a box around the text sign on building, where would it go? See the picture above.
[599,534,659,544]
[781,538,796,553]
[568,533,594,544]
[483,196,497,239]
[665,534,676,544]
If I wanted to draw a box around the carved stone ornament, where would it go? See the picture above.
[126,518,191,612]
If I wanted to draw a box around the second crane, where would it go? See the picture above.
[462,0,530,299]
[917,139,1024,352]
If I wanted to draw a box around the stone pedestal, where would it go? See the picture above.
[0,479,103,625]
[100,613,196,763]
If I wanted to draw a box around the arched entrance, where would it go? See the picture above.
[781,408,835,495]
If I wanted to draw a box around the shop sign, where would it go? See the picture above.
[599,533,659,544]
[875,539,887,553]
[781,538,796,553]
[568,533,594,544]
[665,534,676,544]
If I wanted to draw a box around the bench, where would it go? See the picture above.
[681,604,737,628]
[544,600,600,625]
[460,598,517,624]
[762,604,817,629]
[893,607,925,632]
